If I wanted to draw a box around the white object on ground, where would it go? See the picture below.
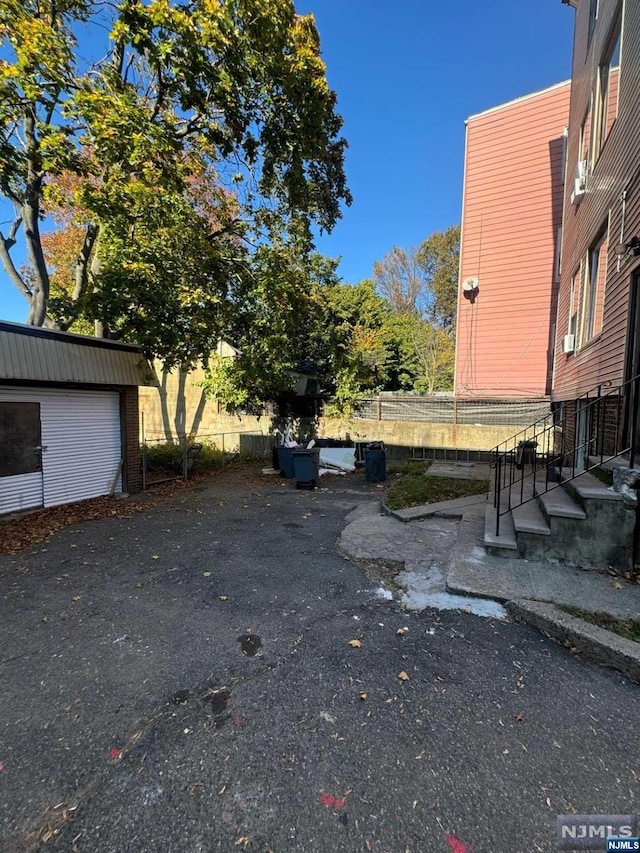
[319,447,356,472]
[375,587,394,601]
[397,565,507,618]
[319,467,346,477]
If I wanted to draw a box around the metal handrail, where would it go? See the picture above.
[491,373,640,537]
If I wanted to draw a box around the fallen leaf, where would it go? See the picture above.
[320,793,345,809]
[445,834,472,853]
[396,628,406,635]
[0,761,4,772]
[135,582,144,588]
[398,671,409,681]
[412,800,418,809]
[614,582,623,590]
[203,572,211,577]
[109,747,122,761]
[359,692,368,701]
[151,555,160,560]
[546,797,552,807]
[348,639,362,648]
[72,596,81,602]
[515,712,525,723]
[219,595,228,601]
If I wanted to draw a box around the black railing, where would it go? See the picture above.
[491,373,640,536]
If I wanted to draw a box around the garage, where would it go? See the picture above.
[0,321,152,515]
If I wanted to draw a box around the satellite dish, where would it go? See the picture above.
[462,276,479,292]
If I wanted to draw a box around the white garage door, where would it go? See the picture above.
[0,387,122,513]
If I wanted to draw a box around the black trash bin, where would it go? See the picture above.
[293,447,320,489]
[365,443,386,482]
[515,439,538,470]
[277,446,296,479]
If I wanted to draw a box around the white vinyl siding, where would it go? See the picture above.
[0,472,43,515]
[0,387,122,513]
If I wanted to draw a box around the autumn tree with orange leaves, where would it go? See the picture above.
[0,0,350,366]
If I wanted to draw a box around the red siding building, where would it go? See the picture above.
[553,0,640,430]
[455,82,571,398]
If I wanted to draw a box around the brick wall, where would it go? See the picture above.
[120,386,142,493]
[554,394,624,464]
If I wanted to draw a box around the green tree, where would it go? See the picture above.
[383,313,454,393]
[0,0,351,361]
[417,224,460,332]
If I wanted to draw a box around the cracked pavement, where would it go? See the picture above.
[1,466,639,853]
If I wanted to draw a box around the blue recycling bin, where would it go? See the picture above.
[277,446,296,479]
[293,447,320,489]
[365,445,386,482]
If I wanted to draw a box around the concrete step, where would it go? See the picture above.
[484,504,517,551]
[388,493,488,523]
[539,485,586,520]
[588,455,630,472]
[512,500,551,536]
[567,470,623,502]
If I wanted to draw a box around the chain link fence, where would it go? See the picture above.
[351,396,551,426]
[141,430,274,489]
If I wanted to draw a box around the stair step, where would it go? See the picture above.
[588,455,630,472]
[484,504,518,551]
[512,500,551,535]
[568,470,623,501]
[539,486,586,519]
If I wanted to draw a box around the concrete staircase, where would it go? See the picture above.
[485,468,637,571]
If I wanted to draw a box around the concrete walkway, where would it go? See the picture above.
[340,492,640,681]
[338,501,507,619]
[449,500,640,620]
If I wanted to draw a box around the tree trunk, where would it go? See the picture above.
[23,106,50,327]
[90,238,108,338]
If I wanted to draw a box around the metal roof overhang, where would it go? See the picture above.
[0,321,155,387]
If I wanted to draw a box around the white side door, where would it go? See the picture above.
[0,395,45,514]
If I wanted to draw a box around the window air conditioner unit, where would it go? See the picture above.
[570,160,587,204]
[562,334,575,354]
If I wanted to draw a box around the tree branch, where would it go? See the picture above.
[23,104,50,326]
[72,222,99,303]
[0,220,32,301]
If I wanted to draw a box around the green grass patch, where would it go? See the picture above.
[557,605,640,643]
[144,439,224,477]
[385,464,489,511]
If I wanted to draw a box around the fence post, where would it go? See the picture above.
[182,436,188,480]
[453,398,458,425]
[377,397,382,421]
[222,433,226,467]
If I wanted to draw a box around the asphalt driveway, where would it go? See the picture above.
[1,465,639,853]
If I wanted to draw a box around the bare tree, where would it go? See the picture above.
[373,246,430,316]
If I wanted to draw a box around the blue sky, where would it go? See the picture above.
[299,0,575,282]
[0,0,574,323]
